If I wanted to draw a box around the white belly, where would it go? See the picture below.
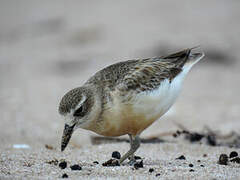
[132,71,185,121]
[97,69,189,136]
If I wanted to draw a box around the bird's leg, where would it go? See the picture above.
[119,135,140,164]
[129,134,134,162]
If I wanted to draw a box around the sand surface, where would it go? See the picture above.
[0,0,240,179]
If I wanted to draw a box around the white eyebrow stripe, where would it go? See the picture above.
[75,95,87,110]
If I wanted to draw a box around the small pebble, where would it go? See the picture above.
[200,164,204,167]
[155,173,161,177]
[229,151,238,159]
[176,155,186,160]
[70,164,82,170]
[45,144,54,150]
[62,173,68,178]
[189,164,194,167]
[112,151,121,159]
[134,156,142,160]
[218,154,228,165]
[149,168,154,173]
[197,160,201,162]
[59,161,67,169]
[189,169,195,172]
[93,161,99,164]
[203,154,207,157]
[230,157,240,164]
[134,160,143,169]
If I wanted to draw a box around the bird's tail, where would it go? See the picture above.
[162,46,205,68]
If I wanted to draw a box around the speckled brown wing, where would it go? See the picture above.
[116,59,181,93]
[86,49,191,94]
[117,49,191,93]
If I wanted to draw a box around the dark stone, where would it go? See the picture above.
[176,155,186,160]
[230,157,240,164]
[70,164,82,170]
[93,161,99,164]
[155,173,161,177]
[189,169,195,172]
[112,151,121,159]
[149,168,154,173]
[229,151,238,159]
[134,156,142,160]
[59,161,67,169]
[134,160,143,169]
[189,164,194,167]
[197,160,201,162]
[62,173,68,178]
[218,154,228,165]
[200,164,204,167]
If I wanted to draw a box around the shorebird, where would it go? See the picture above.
[59,47,204,164]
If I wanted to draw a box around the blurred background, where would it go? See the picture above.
[0,0,240,149]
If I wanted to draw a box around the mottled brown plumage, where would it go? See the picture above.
[58,48,204,164]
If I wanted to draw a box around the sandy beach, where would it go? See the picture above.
[0,0,240,179]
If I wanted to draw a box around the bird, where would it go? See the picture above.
[58,47,204,164]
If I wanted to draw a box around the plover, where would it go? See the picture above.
[59,47,204,164]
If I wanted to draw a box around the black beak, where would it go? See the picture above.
[61,123,75,151]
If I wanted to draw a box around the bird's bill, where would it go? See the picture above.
[61,124,75,151]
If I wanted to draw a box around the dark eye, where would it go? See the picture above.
[73,106,85,117]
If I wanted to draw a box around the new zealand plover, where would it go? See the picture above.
[59,47,204,164]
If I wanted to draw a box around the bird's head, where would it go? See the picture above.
[58,86,100,151]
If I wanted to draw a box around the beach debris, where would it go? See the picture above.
[70,164,82,170]
[230,157,240,164]
[149,168,154,173]
[45,144,54,150]
[93,161,99,164]
[229,151,238,159]
[112,151,121,159]
[102,159,120,166]
[134,160,143,169]
[176,155,186,160]
[59,160,67,169]
[62,173,68,178]
[218,154,228,165]
[189,164,194,167]
[13,144,30,149]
